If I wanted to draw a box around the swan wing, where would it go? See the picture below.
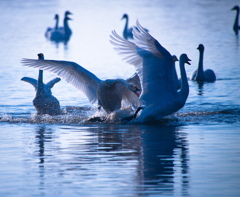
[110,21,176,105]
[21,77,38,91]
[21,59,101,103]
[46,77,61,89]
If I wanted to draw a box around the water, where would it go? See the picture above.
[0,0,240,196]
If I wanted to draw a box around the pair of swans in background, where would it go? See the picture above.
[22,21,191,123]
[45,11,72,42]
[231,5,240,35]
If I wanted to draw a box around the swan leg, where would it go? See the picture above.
[121,107,143,122]
[87,116,107,123]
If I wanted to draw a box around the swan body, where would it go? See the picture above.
[21,53,61,116]
[21,57,140,114]
[45,14,59,38]
[122,14,148,40]
[110,20,191,122]
[46,11,72,41]
[231,5,240,35]
[190,44,216,82]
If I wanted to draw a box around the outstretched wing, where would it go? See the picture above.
[46,77,61,89]
[110,20,175,105]
[21,77,38,91]
[21,59,101,103]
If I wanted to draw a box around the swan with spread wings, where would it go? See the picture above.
[110,20,191,122]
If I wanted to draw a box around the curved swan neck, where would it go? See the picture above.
[178,59,189,100]
[234,8,239,34]
[172,61,178,82]
[124,16,129,32]
[195,49,204,80]
[64,18,71,34]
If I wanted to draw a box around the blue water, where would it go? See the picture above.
[0,0,240,196]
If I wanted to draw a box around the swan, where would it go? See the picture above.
[231,5,240,35]
[126,55,181,97]
[21,56,141,114]
[190,44,216,82]
[122,14,148,40]
[21,53,61,116]
[45,14,59,38]
[46,11,72,41]
[110,20,191,123]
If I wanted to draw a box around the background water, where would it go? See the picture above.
[0,0,240,196]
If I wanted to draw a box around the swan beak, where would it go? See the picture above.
[187,58,191,65]
[133,86,141,97]
[173,56,179,62]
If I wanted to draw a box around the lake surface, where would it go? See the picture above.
[0,0,240,196]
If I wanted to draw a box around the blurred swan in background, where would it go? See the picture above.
[231,5,240,35]
[21,56,141,114]
[21,53,61,116]
[190,44,216,82]
[45,11,72,42]
[45,14,59,38]
[110,20,191,123]
[122,14,148,40]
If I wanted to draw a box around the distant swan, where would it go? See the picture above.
[122,14,148,40]
[231,5,240,35]
[46,11,72,41]
[21,56,141,114]
[21,53,61,116]
[45,14,59,38]
[190,44,216,82]
[110,20,191,123]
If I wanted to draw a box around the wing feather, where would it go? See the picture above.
[21,59,101,103]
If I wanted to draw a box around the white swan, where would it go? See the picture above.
[122,14,148,40]
[46,11,72,41]
[231,5,240,35]
[110,20,191,123]
[190,44,216,82]
[21,53,61,116]
[45,14,59,38]
[126,55,180,97]
[21,56,141,114]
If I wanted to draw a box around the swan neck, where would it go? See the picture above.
[234,9,239,32]
[196,50,204,80]
[124,17,129,32]
[178,60,189,99]
[37,70,44,94]
[55,17,59,30]
[172,62,178,82]
[64,18,70,34]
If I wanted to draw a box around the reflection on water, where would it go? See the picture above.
[30,124,189,196]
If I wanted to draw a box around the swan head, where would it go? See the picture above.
[197,44,204,52]
[128,84,141,97]
[172,55,179,63]
[231,5,239,11]
[65,11,72,16]
[180,54,191,65]
[64,16,72,21]
[54,14,59,20]
[122,14,129,20]
[37,53,44,60]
